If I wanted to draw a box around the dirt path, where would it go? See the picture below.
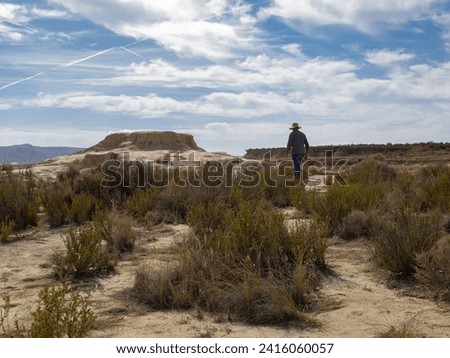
[301,237,450,337]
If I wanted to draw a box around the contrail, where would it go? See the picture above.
[0,40,153,91]
[0,47,115,91]
[0,70,48,91]
[0,0,261,91]
[119,46,147,61]
[61,48,114,68]
[0,17,152,91]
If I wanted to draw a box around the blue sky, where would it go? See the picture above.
[1,0,450,155]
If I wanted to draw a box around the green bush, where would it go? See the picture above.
[416,236,450,301]
[289,186,313,214]
[337,210,381,241]
[127,188,160,217]
[41,183,71,228]
[1,285,95,338]
[309,183,383,235]
[371,209,443,276]
[0,220,15,243]
[55,224,116,278]
[416,165,450,212]
[0,294,26,337]
[70,192,98,225]
[346,159,397,186]
[28,285,96,338]
[0,170,38,230]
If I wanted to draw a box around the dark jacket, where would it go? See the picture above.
[287,130,309,155]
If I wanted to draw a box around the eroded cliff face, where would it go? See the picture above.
[85,131,203,152]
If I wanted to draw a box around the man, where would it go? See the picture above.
[285,122,309,179]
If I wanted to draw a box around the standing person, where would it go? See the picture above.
[285,122,309,179]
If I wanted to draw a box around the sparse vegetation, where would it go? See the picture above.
[416,165,450,212]
[337,210,380,241]
[371,209,443,276]
[308,183,383,235]
[54,223,117,278]
[3,146,450,337]
[1,285,95,338]
[0,219,15,243]
[100,208,137,253]
[41,182,71,227]
[416,236,450,301]
[133,196,326,325]
[0,169,38,231]
[376,320,424,338]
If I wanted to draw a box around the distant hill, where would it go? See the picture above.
[0,144,84,164]
[244,142,450,165]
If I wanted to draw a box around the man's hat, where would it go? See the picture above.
[290,122,301,129]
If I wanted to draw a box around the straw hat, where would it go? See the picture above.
[289,122,301,130]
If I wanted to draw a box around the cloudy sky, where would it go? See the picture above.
[1,0,450,155]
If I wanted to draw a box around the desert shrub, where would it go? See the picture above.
[133,266,179,309]
[28,285,96,338]
[257,164,297,208]
[72,169,123,209]
[263,180,292,208]
[416,236,450,301]
[0,220,15,243]
[371,209,443,276]
[69,192,98,225]
[376,320,424,338]
[55,224,116,278]
[337,210,381,241]
[309,183,383,235]
[1,285,95,338]
[0,294,26,337]
[135,198,327,324]
[154,182,191,223]
[149,180,225,224]
[0,170,38,230]
[42,181,101,227]
[127,187,160,217]
[186,199,231,237]
[99,208,137,253]
[41,182,71,227]
[289,186,313,214]
[416,165,450,212]
[216,267,311,324]
[346,159,397,186]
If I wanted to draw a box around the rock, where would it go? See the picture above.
[85,131,203,153]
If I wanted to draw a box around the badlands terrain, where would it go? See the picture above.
[1,132,449,338]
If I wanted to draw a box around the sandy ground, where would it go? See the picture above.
[1,209,449,338]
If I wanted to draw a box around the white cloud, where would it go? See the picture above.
[0,3,27,21]
[262,0,441,33]
[0,2,69,21]
[365,49,415,66]
[188,121,288,155]
[433,12,450,52]
[27,90,301,119]
[281,43,304,57]
[50,0,260,60]
[0,23,24,41]
[0,102,12,110]
[24,53,450,120]
[0,2,72,43]
[84,55,358,93]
